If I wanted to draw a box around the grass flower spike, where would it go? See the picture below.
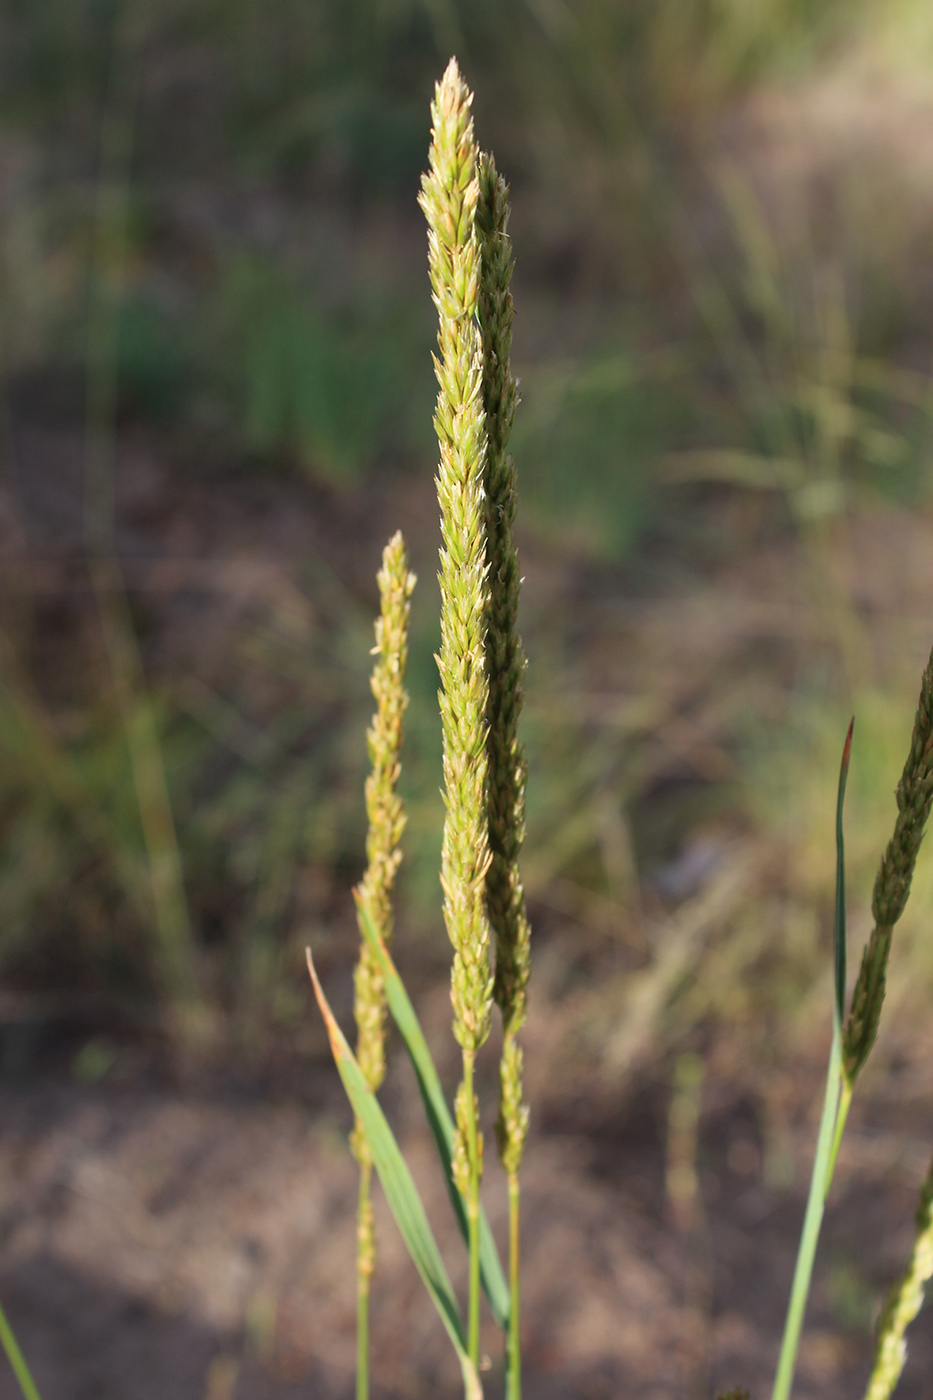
[477,150,530,1090]
[351,530,415,1400]
[419,57,494,1370]
[353,531,416,1100]
[843,644,933,1082]
[477,149,530,1400]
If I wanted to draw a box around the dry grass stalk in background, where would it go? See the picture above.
[351,530,415,1400]
[419,57,494,1371]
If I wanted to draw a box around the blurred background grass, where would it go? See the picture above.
[2,0,933,1090]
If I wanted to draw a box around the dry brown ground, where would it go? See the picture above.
[4,1022,933,1400]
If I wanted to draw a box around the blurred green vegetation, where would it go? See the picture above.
[1,0,933,1072]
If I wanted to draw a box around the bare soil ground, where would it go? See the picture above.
[4,1030,933,1400]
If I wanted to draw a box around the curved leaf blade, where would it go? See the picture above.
[306,948,482,1400]
[355,893,510,1330]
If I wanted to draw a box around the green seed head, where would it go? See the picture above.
[352,531,415,1138]
[477,150,532,1174]
[844,645,933,1081]
[421,58,494,1056]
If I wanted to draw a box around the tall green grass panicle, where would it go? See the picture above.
[476,151,530,1100]
[843,644,933,1083]
[309,61,512,1399]
[476,150,530,1400]
[419,56,494,1369]
[351,531,415,1400]
[420,59,494,1062]
[864,1155,933,1400]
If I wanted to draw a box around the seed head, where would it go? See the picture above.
[352,531,415,1162]
[421,58,494,1056]
[844,644,933,1081]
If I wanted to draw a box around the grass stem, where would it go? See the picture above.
[770,1027,843,1400]
[772,718,852,1400]
[506,1172,521,1400]
[357,1159,373,1400]
[463,1050,482,1369]
[825,1076,853,1196]
[0,1298,41,1400]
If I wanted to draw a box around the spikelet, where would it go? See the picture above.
[419,58,494,1059]
[844,645,933,1081]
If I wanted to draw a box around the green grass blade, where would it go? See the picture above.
[306,949,483,1400]
[355,895,511,1331]
[834,718,854,1030]
[771,1029,843,1400]
[771,719,854,1400]
[0,1298,42,1400]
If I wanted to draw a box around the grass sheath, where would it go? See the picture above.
[351,531,415,1400]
